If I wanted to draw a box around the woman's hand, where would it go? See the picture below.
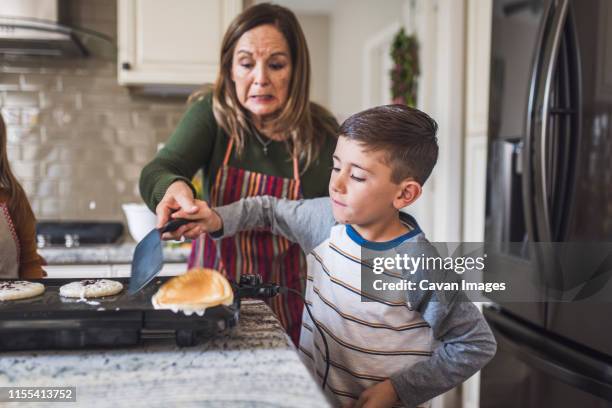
[343,380,399,408]
[156,181,199,240]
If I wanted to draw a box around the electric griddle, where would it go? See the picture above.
[0,277,241,351]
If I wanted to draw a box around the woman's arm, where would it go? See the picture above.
[139,94,219,229]
[139,94,218,213]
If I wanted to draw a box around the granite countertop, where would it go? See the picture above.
[39,243,191,265]
[0,300,331,407]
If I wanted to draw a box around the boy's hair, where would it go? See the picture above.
[339,104,438,185]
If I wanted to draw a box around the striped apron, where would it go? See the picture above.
[188,139,306,344]
[0,203,19,278]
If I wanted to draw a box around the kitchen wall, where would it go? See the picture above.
[327,0,405,119]
[295,13,330,108]
[0,0,188,222]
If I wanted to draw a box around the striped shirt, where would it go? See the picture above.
[215,197,497,407]
[299,221,436,407]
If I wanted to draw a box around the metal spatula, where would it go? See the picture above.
[128,218,190,294]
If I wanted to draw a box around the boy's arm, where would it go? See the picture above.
[388,247,497,407]
[213,196,335,253]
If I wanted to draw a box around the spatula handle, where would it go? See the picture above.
[159,218,190,234]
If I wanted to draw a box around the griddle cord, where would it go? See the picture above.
[238,280,330,391]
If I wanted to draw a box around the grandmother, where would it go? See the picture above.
[139,3,338,344]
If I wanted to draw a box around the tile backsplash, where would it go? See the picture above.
[0,0,189,222]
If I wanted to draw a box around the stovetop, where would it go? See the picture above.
[36,221,124,247]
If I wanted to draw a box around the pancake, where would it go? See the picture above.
[152,268,234,316]
[0,281,45,301]
[59,279,123,298]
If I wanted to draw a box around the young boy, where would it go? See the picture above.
[171,105,497,407]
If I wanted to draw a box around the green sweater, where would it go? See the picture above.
[140,94,338,211]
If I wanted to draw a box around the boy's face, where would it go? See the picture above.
[329,136,416,227]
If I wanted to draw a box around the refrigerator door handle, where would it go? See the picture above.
[524,0,556,243]
[554,3,582,242]
[487,309,612,401]
[536,0,570,243]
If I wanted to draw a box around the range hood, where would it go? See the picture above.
[0,0,115,58]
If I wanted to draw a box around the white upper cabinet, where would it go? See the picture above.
[117,0,242,85]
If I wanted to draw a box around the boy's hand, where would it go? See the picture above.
[160,200,223,240]
[344,379,399,408]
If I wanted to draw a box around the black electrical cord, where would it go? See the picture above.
[236,278,331,391]
[282,286,331,391]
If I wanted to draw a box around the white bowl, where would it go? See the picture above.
[122,203,157,242]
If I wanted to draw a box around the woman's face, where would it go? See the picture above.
[231,24,292,124]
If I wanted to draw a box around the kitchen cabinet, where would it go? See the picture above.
[117,0,242,85]
[45,263,186,278]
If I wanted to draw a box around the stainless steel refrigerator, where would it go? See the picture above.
[481,0,612,406]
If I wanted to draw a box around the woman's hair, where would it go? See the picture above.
[0,114,27,215]
[204,2,337,170]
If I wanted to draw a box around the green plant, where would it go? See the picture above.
[390,28,419,107]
